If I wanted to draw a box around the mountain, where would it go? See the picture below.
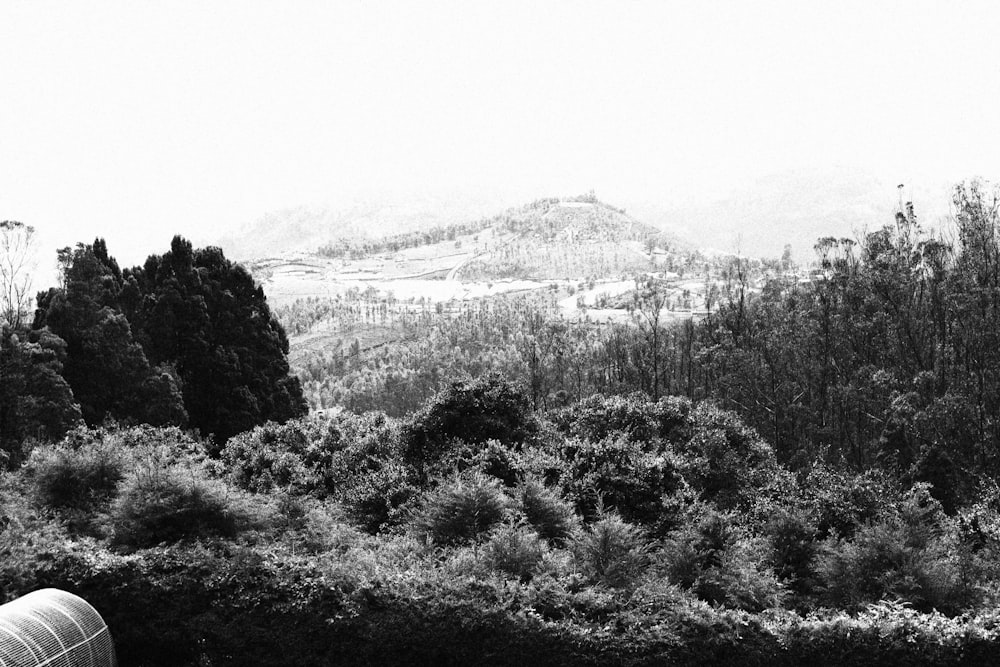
[215,193,515,260]
[452,194,687,281]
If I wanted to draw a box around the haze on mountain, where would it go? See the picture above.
[3,2,1000,273]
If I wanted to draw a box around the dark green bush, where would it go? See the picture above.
[678,402,779,508]
[801,464,899,539]
[815,485,977,614]
[338,459,421,533]
[110,471,243,549]
[765,505,820,598]
[221,415,337,494]
[27,440,124,510]
[550,393,691,444]
[558,434,684,529]
[572,512,649,588]
[659,508,784,610]
[402,372,537,478]
[414,473,510,545]
[483,523,547,581]
[518,477,578,544]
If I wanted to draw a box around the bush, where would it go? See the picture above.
[557,434,684,529]
[678,402,779,508]
[221,416,335,494]
[519,477,578,544]
[27,440,124,511]
[402,372,537,478]
[414,473,510,545]
[110,470,244,549]
[660,508,785,611]
[483,523,547,581]
[815,485,977,614]
[765,505,820,598]
[572,512,649,588]
[801,464,899,539]
[550,393,691,444]
[338,459,421,533]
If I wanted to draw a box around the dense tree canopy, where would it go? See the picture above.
[33,241,187,428]
[124,236,307,445]
[0,325,81,465]
[30,236,305,448]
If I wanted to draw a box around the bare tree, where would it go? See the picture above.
[629,276,669,399]
[0,221,37,329]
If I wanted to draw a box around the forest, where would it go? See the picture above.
[5,182,1000,665]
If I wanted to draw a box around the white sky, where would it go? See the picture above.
[3,0,1000,271]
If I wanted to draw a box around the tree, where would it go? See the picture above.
[33,241,189,428]
[629,277,669,399]
[126,236,306,446]
[0,325,82,466]
[0,220,37,329]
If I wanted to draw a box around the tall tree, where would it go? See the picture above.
[0,220,37,329]
[127,236,306,446]
[34,241,188,428]
[0,325,82,466]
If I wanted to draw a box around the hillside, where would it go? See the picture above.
[455,195,680,281]
[215,193,513,261]
[238,194,692,308]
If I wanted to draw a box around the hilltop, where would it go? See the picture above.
[230,194,690,309]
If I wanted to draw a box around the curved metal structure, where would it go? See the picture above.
[0,589,116,667]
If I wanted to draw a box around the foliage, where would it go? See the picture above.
[30,236,305,448]
[33,240,188,428]
[0,326,82,465]
[109,476,241,550]
[26,437,124,511]
[518,477,579,544]
[661,508,785,611]
[557,433,686,529]
[571,511,649,588]
[413,473,510,546]
[482,523,548,581]
[814,485,979,614]
[338,459,421,534]
[125,236,307,444]
[402,371,537,477]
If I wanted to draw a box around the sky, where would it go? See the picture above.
[3,0,1000,274]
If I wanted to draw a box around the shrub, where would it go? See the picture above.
[518,477,578,544]
[678,402,779,508]
[550,393,691,444]
[572,512,649,588]
[221,417,331,494]
[483,524,547,581]
[557,434,684,529]
[414,473,510,545]
[338,459,421,533]
[110,471,243,549]
[27,440,124,511]
[660,507,785,611]
[765,505,820,598]
[815,485,978,614]
[801,464,899,539]
[402,372,537,478]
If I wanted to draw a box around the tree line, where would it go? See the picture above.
[1,235,305,463]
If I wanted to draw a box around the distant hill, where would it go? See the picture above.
[455,195,687,280]
[627,167,955,262]
[215,193,514,260]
